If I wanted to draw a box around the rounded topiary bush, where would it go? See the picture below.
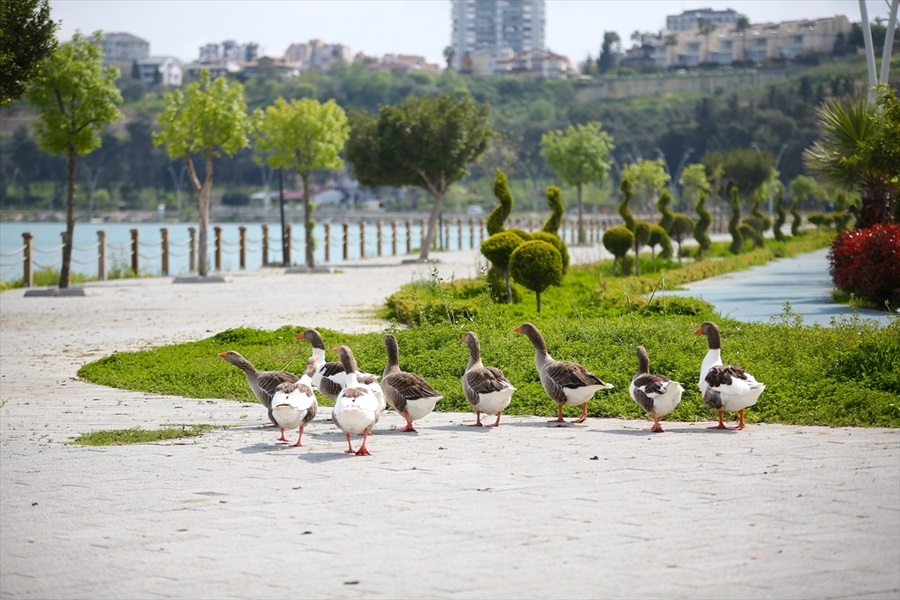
[481,230,525,303]
[648,224,673,259]
[602,225,634,276]
[509,240,563,313]
[829,223,900,308]
[531,230,569,275]
[808,212,828,227]
[508,228,532,242]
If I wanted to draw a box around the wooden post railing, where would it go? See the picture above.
[96,230,106,281]
[342,222,349,260]
[261,224,269,267]
[130,228,139,275]
[359,221,366,259]
[324,223,331,263]
[160,228,169,276]
[238,226,246,270]
[22,232,33,287]
[214,226,223,272]
[188,227,196,273]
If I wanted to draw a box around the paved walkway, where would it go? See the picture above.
[1,245,898,599]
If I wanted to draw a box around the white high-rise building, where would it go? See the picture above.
[450,0,546,71]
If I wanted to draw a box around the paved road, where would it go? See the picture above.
[1,246,898,599]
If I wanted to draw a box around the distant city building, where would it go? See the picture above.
[499,48,571,78]
[450,0,546,71]
[666,7,740,32]
[368,54,441,74]
[284,39,352,71]
[95,32,149,66]
[135,56,183,87]
[198,40,258,63]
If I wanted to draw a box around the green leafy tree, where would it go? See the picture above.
[486,168,513,236]
[153,69,253,277]
[602,225,634,276]
[481,230,524,304]
[25,32,123,288]
[346,93,492,262]
[694,190,713,257]
[803,91,896,228]
[443,45,455,70]
[773,186,787,241]
[254,97,350,269]
[863,84,900,221]
[702,149,772,198]
[540,121,614,245]
[509,240,563,313]
[728,185,744,254]
[698,18,717,62]
[679,163,710,212]
[789,175,818,214]
[597,31,621,74]
[0,0,57,107]
[669,214,695,263]
[622,158,669,213]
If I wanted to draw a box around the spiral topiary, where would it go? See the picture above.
[751,189,772,233]
[542,185,564,234]
[648,224,673,260]
[618,177,636,232]
[481,230,524,303]
[669,213,695,263]
[486,168,513,236]
[657,188,675,232]
[728,186,744,255]
[602,225,635,276]
[790,196,803,236]
[509,240,564,313]
[694,190,712,257]
[773,186,787,242]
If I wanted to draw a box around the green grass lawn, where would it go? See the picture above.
[77,231,900,429]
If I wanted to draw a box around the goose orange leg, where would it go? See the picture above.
[344,433,356,454]
[708,410,728,429]
[646,411,665,433]
[548,404,566,423]
[469,411,484,427]
[488,412,502,427]
[277,428,288,442]
[571,403,589,424]
[730,410,747,430]
[355,429,372,456]
[398,410,417,432]
[291,426,305,447]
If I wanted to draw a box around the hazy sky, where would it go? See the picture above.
[49,1,893,66]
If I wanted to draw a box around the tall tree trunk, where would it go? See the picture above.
[857,179,894,229]
[576,182,585,245]
[536,290,542,313]
[302,172,314,268]
[59,146,77,289]
[419,190,444,262]
[196,152,214,277]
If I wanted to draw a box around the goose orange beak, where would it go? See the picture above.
[513,325,523,334]
[694,327,703,335]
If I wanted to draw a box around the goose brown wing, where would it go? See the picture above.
[546,361,603,389]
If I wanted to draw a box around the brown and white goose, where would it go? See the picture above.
[629,345,684,433]
[695,321,765,430]
[380,334,443,432]
[218,350,299,425]
[297,328,378,401]
[334,345,385,422]
[270,356,319,446]
[332,345,381,456]
[460,331,516,427]
[514,323,614,424]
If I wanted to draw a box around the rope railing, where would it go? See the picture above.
[8,215,698,287]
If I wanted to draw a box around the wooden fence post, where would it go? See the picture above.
[188,227,196,272]
[391,221,397,256]
[377,221,383,257]
[342,222,349,260]
[214,226,222,271]
[238,226,246,270]
[405,220,412,254]
[130,228,139,275]
[160,228,169,276]
[283,224,291,266]
[324,223,331,263]
[261,225,269,267]
[359,221,366,259]
[457,219,463,251]
[22,232,32,288]
[96,230,106,281]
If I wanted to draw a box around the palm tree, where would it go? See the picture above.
[735,15,750,63]
[803,95,891,228]
[443,45,455,70]
[698,18,716,64]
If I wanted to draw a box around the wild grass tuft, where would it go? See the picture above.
[72,424,223,446]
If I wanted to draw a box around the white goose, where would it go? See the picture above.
[271,356,319,446]
[514,323,614,424]
[331,345,381,456]
[695,321,765,430]
[629,345,684,433]
[334,345,386,422]
[218,350,299,426]
[460,331,516,427]
[380,334,443,432]
[297,328,378,401]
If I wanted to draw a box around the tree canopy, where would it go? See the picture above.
[346,92,492,260]
[0,0,57,107]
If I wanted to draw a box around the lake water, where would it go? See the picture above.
[0,219,485,282]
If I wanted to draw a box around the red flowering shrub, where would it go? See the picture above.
[829,223,900,307]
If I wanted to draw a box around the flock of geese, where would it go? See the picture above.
[218,321,766,455]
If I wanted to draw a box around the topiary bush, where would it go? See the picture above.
[790,197,803,236]
[773,187,787,242]
[531,230,569,275]
[602,225,634,276]
[481,230,525,303]
[808,212,828,227]
[693,190,712,257]
[669,213,695,263]
[648,224,673,260]
[828,223,900,308]
[509,240,564,313]
[657,188,675,232]
[741,215,765,248]
[618,177,636,232]
[633,221,651,276]
[728,186,744,254]
[751,189,772,233]
[542,185,564,234]
[486,168,513,236]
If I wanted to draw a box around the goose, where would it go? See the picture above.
[270,356,319,446]
[629,346,684,433]
[297,328,378,401]
[514,323,614,424]
[334,345,386,422]
[332,345,381,456]
[460,331,516,427]
[218,350,299,425]
[381,334,443,432]
[695,321,766,430]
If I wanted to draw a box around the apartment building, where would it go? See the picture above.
[666,7,740,32]
[95,32,149,66]
[284,39,353,71]
[135,56,183,87]
[450,0,545,71]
